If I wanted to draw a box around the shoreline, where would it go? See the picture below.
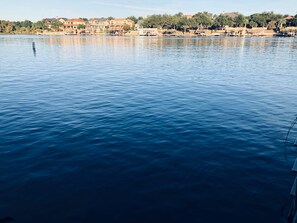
[3,28,296,38]
[1,33,296,38]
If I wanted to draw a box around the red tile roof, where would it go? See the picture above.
[68,18,85,23]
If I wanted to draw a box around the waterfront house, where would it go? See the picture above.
[184,14,193,19]
[63,18,86,31]
[87,18,109,34]
[108,18,135,35]
[42,18,54,29]
[58,18,67,24]
[285,16,295,23]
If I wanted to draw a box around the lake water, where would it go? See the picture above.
[0,35,297,223]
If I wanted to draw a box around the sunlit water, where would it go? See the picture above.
[0,35,297,223]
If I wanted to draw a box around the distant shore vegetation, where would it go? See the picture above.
[1,11,297,34]
[142,12,297,30]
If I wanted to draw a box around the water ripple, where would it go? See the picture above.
[0,36,296,223]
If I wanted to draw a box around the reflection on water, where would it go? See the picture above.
[0,36,297,223]
[32,42,36,57]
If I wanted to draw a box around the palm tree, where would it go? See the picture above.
[277,18,286,30]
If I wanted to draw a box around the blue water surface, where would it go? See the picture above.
[0,36,297,223]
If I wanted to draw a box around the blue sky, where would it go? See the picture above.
[0,0,296,21]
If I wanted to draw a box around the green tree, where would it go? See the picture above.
[193,12,213,29]
[33,21,47,30]
[248,21,258,28]
[51,19,63,31]
[276,18,286,29]
[214,14,234,28]
[77,24,86,29]
[234,14,247,27]
[80,18,88,22]
[176,17,197,31]
[175,12,184,17]
[290,15,297,26]
[142,14,162,28]
[20,20,32,28]
[0,20,15,33]
[126,16,138,24]
[160,14,175,29]
[14,21,22,30]
[249,12,283,28]
[250,13,267,27]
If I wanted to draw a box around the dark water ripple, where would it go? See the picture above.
[0,36,297,223]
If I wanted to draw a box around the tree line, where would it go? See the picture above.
[140,12,297,30]
[1,12,297,34]
[0,19,62,34]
